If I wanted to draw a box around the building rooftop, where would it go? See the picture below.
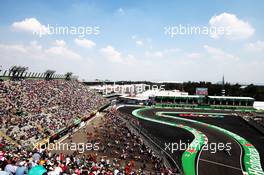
[208,96,254,100]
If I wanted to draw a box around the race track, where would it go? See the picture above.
[118,106,264,175]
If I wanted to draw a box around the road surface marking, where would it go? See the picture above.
[199,158,242,171]
[196,145,205,175]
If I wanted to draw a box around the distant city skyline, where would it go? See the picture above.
[0,0,264,83]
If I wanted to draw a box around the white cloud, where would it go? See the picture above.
[131,35,154,49]
[0,40,81,61]
[136,40,144,46]
[53,40,66,47]
[125,54,137,65]
[12,18,49,36]
[48,40,81,60]
[74,38,96,48]
[186,53,202,59]
[204,45,238,61]
[132,35,145,46]
[25,41,43,59]
[145,51,163,58]
[100,45,137,64]
[246,41,264,52]
[47,40,81,60]
[100,45,123,62]
[144,48,180,58]
[164,48,181,53]
[117,8,125,14]
[0,41,44,56]
[209,13,254,40]
[131,35,137,40]
[0,42,46,62]
[0,43,27,53]
[45,41,81,60]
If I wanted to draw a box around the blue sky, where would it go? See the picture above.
[0,0,264,83]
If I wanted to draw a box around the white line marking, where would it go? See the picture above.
[196,145,205,175]
[233,138,244,173]
[199,158,242,171]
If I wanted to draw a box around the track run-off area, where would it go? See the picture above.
[130,106,264,175]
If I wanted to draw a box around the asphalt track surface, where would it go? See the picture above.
[118,106,264,175]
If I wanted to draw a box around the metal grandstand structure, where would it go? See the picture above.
[0,65,78,81]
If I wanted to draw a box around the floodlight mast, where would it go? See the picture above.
[44,70,56,80]
[65,72,73,80]
[9,65,28,80]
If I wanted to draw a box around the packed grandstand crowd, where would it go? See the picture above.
[0,79,108,146]
[0,110,171,175]
[0,79,173,174]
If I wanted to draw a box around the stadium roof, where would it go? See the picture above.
[156,95,202,98]
[253,101,264,110]
[208,96,254,100]
[120,95,149,101]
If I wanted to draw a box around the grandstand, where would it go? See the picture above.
[0,67,174,174]
[0,66,75,81]
[0,66,263,175]
[0,79,109,147]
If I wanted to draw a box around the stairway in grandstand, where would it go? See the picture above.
[0,131,20,147]
[0,85,20,147]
